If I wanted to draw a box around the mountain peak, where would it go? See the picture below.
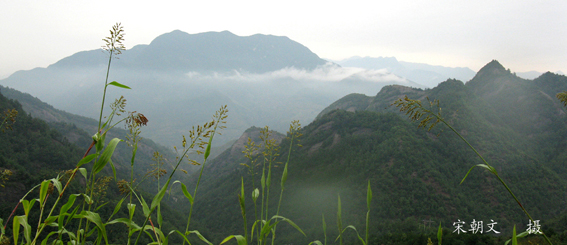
[475,60,509,77]
[468,60,513,85]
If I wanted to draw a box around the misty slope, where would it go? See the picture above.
[177,60,567,243]
[0,90,83,211]
[0,88,203,244]
[0,30,418,147]
[337,56,476,88]
[0,85,215,206]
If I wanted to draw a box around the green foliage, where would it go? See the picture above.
[0,23,229,245]
[557,91,567,110]
[394,95,555,244]
[0,108,17,132]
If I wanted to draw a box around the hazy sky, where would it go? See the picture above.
[1,0,565,79]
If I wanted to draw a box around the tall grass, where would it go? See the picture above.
[229,123,306,245]
[393,95,554,245]
[0,23,228,245]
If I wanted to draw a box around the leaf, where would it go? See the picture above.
[252,188,259,203]
[460,164,492,184]
[239,178,245,216]
[66,205,80,225]
[504,226,530,245]
[111,197,126,218]
[341,225,366,245]
[21,199,37,216]
[220,235,247,245]
[77,153,98,167]
[204,120,220,161]
[271,215,306,236]
[308,241,324,245]
[250,220,261,241]
[59,194,80,230]
[109,159,117,179]
[107,218,142,232]
[50,178,62,195]
[107,81,131,89]
[95,133,105,153]
[93,138,121,175]
[512,225,517,245]
[74,211,108,244]
[41,227,76,245]
[39,180,50,206]
[259,219,273,239]
[157,204,163,227]
[81,193,93,205]
[173,180,193,205]
[151,179,171,211]
[367,180,372,210]
[41,230,61,245]
[437,223,442,245]
[128,203,136,220]
[14,215,33,245]
[79,168,88,180]
[337,194,343,243]
[43,215,58,225]
[168,230,191,244]
[0,218,4,237]
[281,163,288,188]
[186,230,213,245]
[140,194,150,218]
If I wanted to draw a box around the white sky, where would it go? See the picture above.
[1,0,565,79]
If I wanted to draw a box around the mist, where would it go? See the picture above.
[1,63,421,147]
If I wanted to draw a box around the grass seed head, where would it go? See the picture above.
[393,96,443,131]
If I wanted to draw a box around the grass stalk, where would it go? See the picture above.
[393,96,553,245]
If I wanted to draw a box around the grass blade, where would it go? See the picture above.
[107,81,131,89]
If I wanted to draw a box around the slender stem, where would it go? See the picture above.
[276,135,294,216]
[3,202,19,231]
[183,133,217,243]
[139,114,224,245]
[98,51,113,131]
[272,133,297,245]
[436,115,553,244]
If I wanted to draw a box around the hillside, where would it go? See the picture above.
[0,90,84,211]
[0,30,419,147]
[180,60,567,243]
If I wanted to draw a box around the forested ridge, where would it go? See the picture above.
[0,89,201,244]
[181,61,567,244]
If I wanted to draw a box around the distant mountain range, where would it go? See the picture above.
[49,30,327,73]
[0,30,421,147]
[334,56,476,88]
[334,56,564,88]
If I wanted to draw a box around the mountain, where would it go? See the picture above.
[180,60,567,243]
[50,30,327,73]
[0,30,416,147]
[0,89,84,210]
[336,56,477,88]
[516,71,566,80]
[0,87,207,244]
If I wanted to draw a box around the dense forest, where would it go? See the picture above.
[178,61,567,244]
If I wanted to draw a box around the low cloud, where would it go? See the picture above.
[184,62,412,84]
